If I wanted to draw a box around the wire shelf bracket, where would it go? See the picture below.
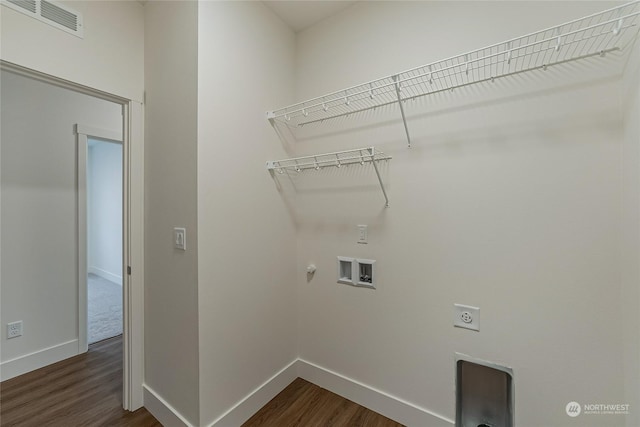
[267,1,640,148]
[392,75,412,148]
[267,147,392,207]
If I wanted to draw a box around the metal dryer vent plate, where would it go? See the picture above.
[455,353,514,427]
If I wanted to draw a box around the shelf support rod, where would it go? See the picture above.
[368,147,390,208]
[392,75,412,148]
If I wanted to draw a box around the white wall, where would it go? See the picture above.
[292,2,631,426]
[88,139,123,285]
[0,0,144,102]
[621,37,640,427]
[197,2,298,425]
[144,1,200,425]
[0,70,122,380]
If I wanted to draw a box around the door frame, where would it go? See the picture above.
[1,60,145,411]
[76,125,123,355]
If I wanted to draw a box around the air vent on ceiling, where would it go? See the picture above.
[1,0,83,38]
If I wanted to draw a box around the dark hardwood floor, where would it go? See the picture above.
[2,337,403,427]
[242,378,404,427]
[0,335,160,427]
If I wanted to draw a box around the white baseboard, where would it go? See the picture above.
[208,359,298,427]
[143,384,195,427]
[89,266,122,286]
[143,358,452,427]
[0,339,79,381]
[143,360,298,427]
[297,359,454,427]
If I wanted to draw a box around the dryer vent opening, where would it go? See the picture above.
[456,355,514,427]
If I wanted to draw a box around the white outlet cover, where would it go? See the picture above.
[454,304,480,331]
[7,321,23,339]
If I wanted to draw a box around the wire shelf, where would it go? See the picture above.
[267,1,640,146]
[267,147,392,206]
[267,147,391,172]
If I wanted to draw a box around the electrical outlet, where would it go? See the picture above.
[7,321,23,339]
[454,304,480,331]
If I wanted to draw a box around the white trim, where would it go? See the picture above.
[123,100,145,410]
[0,339,79,381]
[1,60,128,104]
[142,358,451,427]
[77,133,89,354]
[143,384,195,427]
[208,359,299,427]
[75,124,123,142]
[297,359,454,427]
[88,266,123,286]
[142,360,298,427]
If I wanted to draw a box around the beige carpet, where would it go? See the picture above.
[88,273,122,344]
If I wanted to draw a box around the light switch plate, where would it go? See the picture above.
[357,224,368,244]
[454,304,480,331]
[174,227,186,250]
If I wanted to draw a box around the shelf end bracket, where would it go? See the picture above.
[392,75,412,149]
[266,111,276,125]
[368,147,390,208]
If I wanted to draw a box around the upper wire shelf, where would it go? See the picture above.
[267,1,640,147]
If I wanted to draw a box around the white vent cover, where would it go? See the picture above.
[2,0,83,38]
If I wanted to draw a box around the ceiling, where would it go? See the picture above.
[263,1,357,33]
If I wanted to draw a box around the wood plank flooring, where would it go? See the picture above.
[0,335,160,427]
[2,337,403,427]
[242,378,405,427]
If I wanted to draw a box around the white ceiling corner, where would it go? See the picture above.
[263,1,357,33]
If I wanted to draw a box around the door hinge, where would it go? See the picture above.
[127,266,132,275]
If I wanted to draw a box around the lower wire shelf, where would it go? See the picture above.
[266,146,392,207]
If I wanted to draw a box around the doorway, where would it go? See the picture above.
[87,138,123,344]
[76,125,122,355]
[1,62,145,410]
